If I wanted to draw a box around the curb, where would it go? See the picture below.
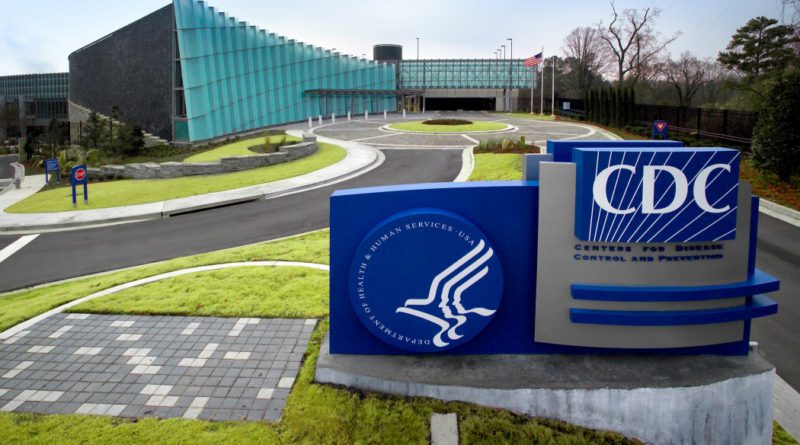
[0,261,330,340]
[454,147,475,182]
[759,198,800,228]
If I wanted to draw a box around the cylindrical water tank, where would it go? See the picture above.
[373,45,403,62]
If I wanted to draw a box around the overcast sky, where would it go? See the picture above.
[0,0,787,76]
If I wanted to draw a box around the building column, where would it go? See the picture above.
[0,96,6,140]
[18,95,26,138]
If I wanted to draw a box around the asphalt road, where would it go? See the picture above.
[0,148,462,292]
[0,154,16,180]
[751,213,800,393]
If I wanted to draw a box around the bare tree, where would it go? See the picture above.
[662,52,709,107]
[780,0,800,57]
[700,61,731,105]
[596,1,681,84]
[561,27,612,94]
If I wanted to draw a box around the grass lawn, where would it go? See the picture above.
[0,230,330,333]
[468,153,523,181]
[184,135,301,163]
[70,266,329,319]
[389,121,507,132]
[6,143,346,213]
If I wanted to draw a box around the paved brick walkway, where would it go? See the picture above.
[0,313,315,422]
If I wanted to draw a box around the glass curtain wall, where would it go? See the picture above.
[398,60,530,89]
[173,0,396,142]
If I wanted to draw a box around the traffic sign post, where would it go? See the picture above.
[44,159,60,184]
[71,164,88,208]
[562,102,571,120]
[653,120,668,140]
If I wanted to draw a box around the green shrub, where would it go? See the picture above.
[751,70,800,182]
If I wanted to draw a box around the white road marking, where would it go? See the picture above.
[228,319,258,337]
[140,384,173,396]
[223,352,251,360]
[115,334,142,341]
[0,234,39,265]
[65,314,90,320]
[183,397,209,419]
[278,377,295,389]
[2,331,30,344]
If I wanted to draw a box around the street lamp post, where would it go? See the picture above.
[501,45,506,112]
[417,38,419,60]
[507,38,513,113]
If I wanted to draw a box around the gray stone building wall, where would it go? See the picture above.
[69,6,173,141]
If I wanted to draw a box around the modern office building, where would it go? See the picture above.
[67,0,532,144]
[0,72,70,138]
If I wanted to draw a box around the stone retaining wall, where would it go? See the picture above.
[88,134,318,180]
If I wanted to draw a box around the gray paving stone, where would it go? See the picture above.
[0,314,312,422]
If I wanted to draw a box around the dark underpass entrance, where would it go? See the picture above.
[425,97,496,111]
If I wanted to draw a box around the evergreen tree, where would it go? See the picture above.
[588,90,594,123]
[583,90,590,122]
[613,88,620,128]
[603,88,611,126]
[628,87,637,127]
[751,70,800,181]
[599,89,605,125]
[621,88,629,128]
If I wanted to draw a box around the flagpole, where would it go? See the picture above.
[530,63,534,115]
[539,47,545,115]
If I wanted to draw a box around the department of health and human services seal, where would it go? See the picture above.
[348,208,504,353]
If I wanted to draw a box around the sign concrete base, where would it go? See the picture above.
[315,333,775,444]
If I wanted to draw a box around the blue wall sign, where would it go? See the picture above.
[573,148,740,243]
[44,159,59,183]
[71,164,88,208]
[653,120,668,139]
[348,208,504,352]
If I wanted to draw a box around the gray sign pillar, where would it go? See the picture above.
[18,95,26,138]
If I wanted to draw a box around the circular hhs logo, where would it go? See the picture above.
[349,208,503,352]
[74,168,86,181]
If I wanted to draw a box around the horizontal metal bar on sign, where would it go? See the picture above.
[571,269,780,302]
[569,294,778,326]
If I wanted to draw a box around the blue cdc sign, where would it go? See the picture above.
[573,148,740,243]
[330,141,779,356]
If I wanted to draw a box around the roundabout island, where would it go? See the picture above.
[387,119,511,134]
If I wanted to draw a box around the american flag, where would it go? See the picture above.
[524,53,543,67]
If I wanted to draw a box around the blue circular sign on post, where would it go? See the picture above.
[349,208,504,353]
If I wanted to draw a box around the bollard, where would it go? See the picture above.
[365,111,368,120]
[384,110,387,119]
[13,178,21,189]
[403,109,406,118]
[347,111,351,121]
[319,115,322,126]
[308,117,312,128]
[332,113,335,124]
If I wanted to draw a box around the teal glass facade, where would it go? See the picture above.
[398,60,531,89]
[173,0,397,142]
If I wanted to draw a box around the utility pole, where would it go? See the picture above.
[551,56,556,117]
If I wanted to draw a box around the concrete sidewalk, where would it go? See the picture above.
[0,134,379,232]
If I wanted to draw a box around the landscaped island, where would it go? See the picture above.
[388,119,508,133]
